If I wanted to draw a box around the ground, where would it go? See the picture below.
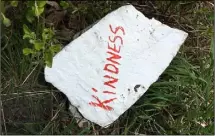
[1,1,214,135]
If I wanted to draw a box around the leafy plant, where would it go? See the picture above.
[22,25,61,67]
[10,1,19,7]
[25,1,47,22]
[60,1,70,9]
[2,0,62,67]
[1,12,11,27]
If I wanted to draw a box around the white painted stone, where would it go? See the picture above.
[44,5,188,127]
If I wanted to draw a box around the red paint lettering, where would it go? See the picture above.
[106,51,121,65]
[92,88,98,92]
[108,42,121,53]
[89,95,117,111]
[104,75,118,89]
[109,36,123,45]
[109,24,125,35]
[103,91,116,94]
[104,64,119,74]
[89,24,126,110]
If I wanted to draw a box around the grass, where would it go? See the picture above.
[1,0,214,135]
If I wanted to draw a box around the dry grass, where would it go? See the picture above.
[1,1,214,135]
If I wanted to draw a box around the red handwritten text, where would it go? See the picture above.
[89,24,125,111]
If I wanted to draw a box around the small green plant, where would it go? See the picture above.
[23,25,61,67]
[25,1,47,22]
[1,1,19,27]
[10,1,19,7]
[60,1,70,9]
[23,1,61,67]
[1,12,11,27]
[2,0,62,67]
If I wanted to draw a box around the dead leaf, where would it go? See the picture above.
[46,1,61,10]
[45,10,67,27]
[55,28,74,41]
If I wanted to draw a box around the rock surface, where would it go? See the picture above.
[45,5,188,127]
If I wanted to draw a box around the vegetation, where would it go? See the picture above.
[1,0,214,135]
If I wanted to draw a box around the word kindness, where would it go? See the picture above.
[89,24,125,110]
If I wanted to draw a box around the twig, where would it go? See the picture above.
[40,107,61,134]
[0,100,7,135]
[40,102,65,134]
[163,1,172,15]
[51,91,54,135]
[92,124,99,135]
[20,63,39,86]
[2,93,49,102]
[1,91,51,96]
[206,1,214,7]
[1,28,13,51]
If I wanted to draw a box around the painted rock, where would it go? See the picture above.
[45,5,188,127]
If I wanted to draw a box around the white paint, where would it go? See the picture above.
[44,5,188,127]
